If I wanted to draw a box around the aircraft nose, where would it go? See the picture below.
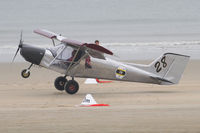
[20,44,45,65]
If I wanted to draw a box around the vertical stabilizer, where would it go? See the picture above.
[148,53,190,84]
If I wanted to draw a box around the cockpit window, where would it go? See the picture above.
[49,43,74,60]
[58,46,74,60]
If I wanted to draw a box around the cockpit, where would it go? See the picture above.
[48,43,83,63]
[48,43,73,60]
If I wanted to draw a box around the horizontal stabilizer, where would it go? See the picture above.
[150,76,173,85]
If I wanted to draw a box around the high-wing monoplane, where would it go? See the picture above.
[12,29,190,94]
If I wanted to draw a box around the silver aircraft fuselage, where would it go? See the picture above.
[40,49,158,84]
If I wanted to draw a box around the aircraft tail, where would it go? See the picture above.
[149,53,190,84]
[128,53,190,85]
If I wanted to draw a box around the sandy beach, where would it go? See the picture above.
[1,0,200,132]
[0,60,200,133]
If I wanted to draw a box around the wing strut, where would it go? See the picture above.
[52,39,55,46]
[65,47,82,74]
[48,45,65,66]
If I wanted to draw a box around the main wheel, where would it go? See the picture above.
[64,80,79,94]
[54,76,67,91]
[21,69,30,78]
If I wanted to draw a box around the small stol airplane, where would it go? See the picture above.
[12,29,190,94]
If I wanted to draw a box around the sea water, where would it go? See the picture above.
[0,0,200,62]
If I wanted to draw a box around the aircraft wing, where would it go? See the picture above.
[34,29,66,41]
[34,29,113,56]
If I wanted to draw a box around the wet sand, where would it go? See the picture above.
[0,60,200,133]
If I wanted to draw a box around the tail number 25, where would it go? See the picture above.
[154,56,167,73]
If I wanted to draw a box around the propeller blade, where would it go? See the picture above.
[20,30,23,45]
[12,30,23,62]
[12,47,20,62]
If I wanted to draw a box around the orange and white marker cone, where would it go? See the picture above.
[84,78,112,84]
[79,94,109,107]
[84,78,98,84]
[96,78,112,83]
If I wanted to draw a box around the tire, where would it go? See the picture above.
[54,76,67,91]
[64,80,79,94]
[21,69,30,78]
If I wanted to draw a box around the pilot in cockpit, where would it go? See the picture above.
[67,50,76,62]
[49,43,91,68]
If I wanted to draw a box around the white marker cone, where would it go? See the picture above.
[84,78,98,84]
[80,94,109,107]
[81,94,97,106]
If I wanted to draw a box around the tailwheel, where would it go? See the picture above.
[21,69,30,78]
[64,80,79,94]
[54,76,67,91]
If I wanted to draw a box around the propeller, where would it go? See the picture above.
[12,31,23,62]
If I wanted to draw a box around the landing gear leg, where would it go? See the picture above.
[21,64,33,78]
[64,77,79,94]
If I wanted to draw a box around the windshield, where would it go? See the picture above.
[49,43,74,60]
